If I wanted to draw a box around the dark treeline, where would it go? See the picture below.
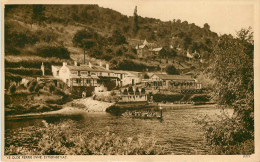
[5,5,218,62]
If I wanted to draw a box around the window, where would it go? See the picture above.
[81,71,88,75]
[71,71,77,75]
[76,79,81,84]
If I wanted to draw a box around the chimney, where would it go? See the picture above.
[99,61,102,67]
[41,62,45,76]
[63,62,67,66]
[106,64,109,70]
[89,62,92,68]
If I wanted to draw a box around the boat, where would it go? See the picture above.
[122,110,162,119]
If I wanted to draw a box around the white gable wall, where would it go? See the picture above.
[59,66,71,85]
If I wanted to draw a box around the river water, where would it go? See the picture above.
[5,105,233,155]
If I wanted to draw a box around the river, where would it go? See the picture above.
[5,105,233,155]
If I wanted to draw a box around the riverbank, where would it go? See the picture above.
[6,97,115,120]
[69,97,115,112]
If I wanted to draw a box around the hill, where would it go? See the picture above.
[5,4,220,74]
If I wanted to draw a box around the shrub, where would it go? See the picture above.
[197,108,254,154]
[191,94,210,102]
[111,91,116,96]
[5,120,165,155]
[48,84,55,93]
[36,44,70,59]
[152,94,184,102]
[128,87,134,94]
[54,88,65,96]
[34,84,40,93]
[9,84,16,94]
[165,65,180,75]
[28,80,37,92]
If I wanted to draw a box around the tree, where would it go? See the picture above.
[165,65,180,75]
[73,29,99,63]
[32,5,45,25]
[203,23,210,30]
[144,73,149,79]
[204,28,254,154]
[133,6,139,35]
[112,30,127,45]
[128,86,134,94]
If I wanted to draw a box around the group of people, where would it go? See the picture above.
[123,110,157,118]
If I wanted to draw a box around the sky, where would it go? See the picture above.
[92,0,254,36]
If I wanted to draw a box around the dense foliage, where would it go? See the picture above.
[165,65,180,75]
[36,44,70,59]
[5,120,166,155]
[5,5,219,62]
[202,28,254,154]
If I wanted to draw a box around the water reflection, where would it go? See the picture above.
[5,106,233,155]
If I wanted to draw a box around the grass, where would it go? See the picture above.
[5,119,166,155]
[5,55,73,68]
[5,81,70,115]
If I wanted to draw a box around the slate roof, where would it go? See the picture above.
[154,74,195,81]
[66,65,108,72]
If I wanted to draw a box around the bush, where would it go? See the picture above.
[197,108,254,154]
[5,120,166,155]
[191,94,210,102]
[36,44,70,59]
[152,94,184,102]
[165,65,180,75]
[48,84,55,93]
[54,88,65,96]
[34,84,40,93]
[28,80,37,92]
[5,68,46,76]
[9,84,16,94]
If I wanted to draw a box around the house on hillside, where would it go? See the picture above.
[136,44,150,58]
[147,74,201,90]
[121,71,142,86]
[149,47,167,58]
[143,39,155,48]
[53,61,122,96]
[135,39,156,58]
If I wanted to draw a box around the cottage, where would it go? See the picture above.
[53,61,124,96]
[149,47,168,59]
[136,44,149,58]
[135,39,156,58]
[149,74,201,90]
[121,72,141,86]
[51,65,60,78]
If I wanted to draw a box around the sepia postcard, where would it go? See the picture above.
[1,0,260,161]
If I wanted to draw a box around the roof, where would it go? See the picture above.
[143,39,148,45]
[66,65,108,72]
[135,44,147,49]
[52,65,61,70]
[110,70,129,74]
[153,74,194,81]
[151,47,162,52]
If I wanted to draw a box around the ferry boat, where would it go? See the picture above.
[122,105,163,120]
